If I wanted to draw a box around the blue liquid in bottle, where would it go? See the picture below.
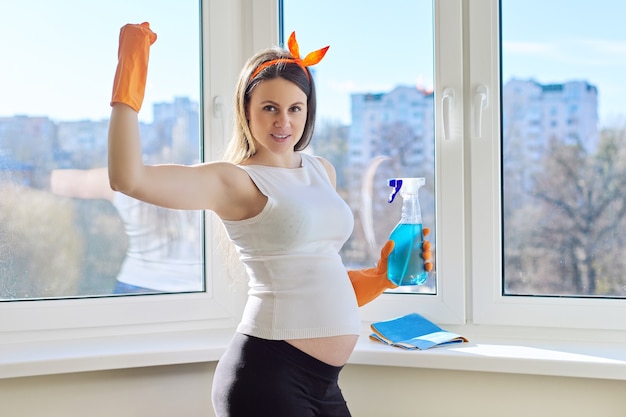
[388,223,427,286]
[386,177,428,286]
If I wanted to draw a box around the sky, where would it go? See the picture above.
[499,0,626,126]
[0,0,200,123]
[1,0,625,126]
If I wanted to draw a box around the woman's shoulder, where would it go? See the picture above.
[200,160,248,175]
[197,160,266,220]
[303,153,337,187]
[300,152,330,167]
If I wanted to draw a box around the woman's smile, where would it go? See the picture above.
[271,133,290,141]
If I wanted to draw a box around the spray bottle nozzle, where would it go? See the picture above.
[388,178,403,203]
[388,177,426,203]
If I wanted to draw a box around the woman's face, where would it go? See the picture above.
[247,77,308,160]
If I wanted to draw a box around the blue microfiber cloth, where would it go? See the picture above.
[370,312,468,350]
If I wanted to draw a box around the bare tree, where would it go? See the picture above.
[529,130,626,295]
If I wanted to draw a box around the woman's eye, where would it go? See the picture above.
[263,105,276,112]
[290,106,302,112]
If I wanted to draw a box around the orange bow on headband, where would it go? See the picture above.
[250,32,330,80]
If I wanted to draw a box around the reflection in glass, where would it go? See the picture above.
[0,1,203,300]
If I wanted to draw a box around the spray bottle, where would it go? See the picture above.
[387,177,428,286]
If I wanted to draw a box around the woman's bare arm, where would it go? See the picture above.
[107,104,261,219]
[50,167,115,201]
[106,24,261,219]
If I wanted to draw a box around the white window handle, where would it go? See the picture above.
[473,85,488,138]
[442,87,455,140]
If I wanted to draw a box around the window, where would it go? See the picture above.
[471,0,626,330]
[0,1,203,300]
[501,1,624,299]
[284,0,626,331]
[282,0,466,323]
[5,0,624,371]
[0,0,246,342]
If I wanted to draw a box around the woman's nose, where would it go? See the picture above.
[274,111,290,127]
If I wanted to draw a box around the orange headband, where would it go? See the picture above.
[250,31,329,81]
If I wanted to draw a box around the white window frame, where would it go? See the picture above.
[359,0,466,326]
[469,0,626,332]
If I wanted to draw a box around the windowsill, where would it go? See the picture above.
[0,328,234,379]
[350,324,626,381]
[1,324,626,381]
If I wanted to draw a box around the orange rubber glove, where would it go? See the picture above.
[423,227,433,272]
[110,22,157,113]
[348,240,397,307]
[348,228,433,307]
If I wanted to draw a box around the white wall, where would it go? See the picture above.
[1,363,625,417]
[0,363,217,417]
[341,365,626,417]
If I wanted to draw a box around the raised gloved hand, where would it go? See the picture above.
[110,22,157,112]
[348,228,433,307]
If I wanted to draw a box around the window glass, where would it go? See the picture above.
[283,0,436,294]
[501,0,626,298]
[0,0,203,300]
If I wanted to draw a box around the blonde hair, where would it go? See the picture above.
[222,46,318,164]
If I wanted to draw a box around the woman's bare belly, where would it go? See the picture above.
[287,334,359,367]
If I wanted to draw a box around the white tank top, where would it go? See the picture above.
[113,192,203,292]
[222,152,360,339]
